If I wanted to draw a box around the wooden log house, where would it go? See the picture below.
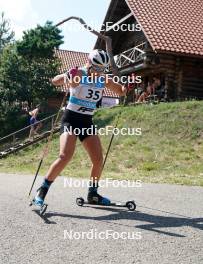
[94,0,203,99]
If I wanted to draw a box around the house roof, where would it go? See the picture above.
[126,0,203,56]
[55,49,119,98]
[55,49,89,72]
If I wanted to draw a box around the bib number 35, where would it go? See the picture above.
[86,89,101,100]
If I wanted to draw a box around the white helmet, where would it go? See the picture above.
[88,49,110,68]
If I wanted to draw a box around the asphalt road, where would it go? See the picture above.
[0,173,202,264]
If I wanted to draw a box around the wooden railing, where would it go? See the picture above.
[116,42,146,68]
[0,113,62,157]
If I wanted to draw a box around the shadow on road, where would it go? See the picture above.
[36,206,203,237]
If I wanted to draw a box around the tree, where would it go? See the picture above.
[0,21,64,107]
[17,21,63,59]
[16,21,64,106]
[0,44,28,136]
[0,12,14,53]
[0,21,64,135]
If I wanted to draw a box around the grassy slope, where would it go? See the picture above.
[1,101,203,186]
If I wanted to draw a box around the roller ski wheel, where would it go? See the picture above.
[39,204,48,216]
[126,200,136,211]
[29,199,48,216]
[76,197,85,207]
[76,197,136,211]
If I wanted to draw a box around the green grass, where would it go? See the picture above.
[1,100,203,186]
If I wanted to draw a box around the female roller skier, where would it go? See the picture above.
[33,49,126,207]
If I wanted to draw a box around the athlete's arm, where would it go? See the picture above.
[52,68,82,88]
[105,78,127,96]
[52,74,66,86]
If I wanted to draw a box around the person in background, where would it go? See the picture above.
[22,101,29,114]
[125,73,136,104]
[147,80,155,95]
[137,81,151,103]
[28,107,42,140]
[153,76,164,99]
[135,82,144,102]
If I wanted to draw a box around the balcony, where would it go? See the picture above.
[115,42,146,68]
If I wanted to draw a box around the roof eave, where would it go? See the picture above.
[155,49,203,59]
[94,0,116,49]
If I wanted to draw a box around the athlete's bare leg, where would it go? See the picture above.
[45,133,77,181]
[82,135,103,182]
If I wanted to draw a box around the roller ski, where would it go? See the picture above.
[29,179,52,216]
[76,181,136,211]
[76,197,136,211]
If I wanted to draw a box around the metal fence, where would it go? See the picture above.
[0,113,62,155]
